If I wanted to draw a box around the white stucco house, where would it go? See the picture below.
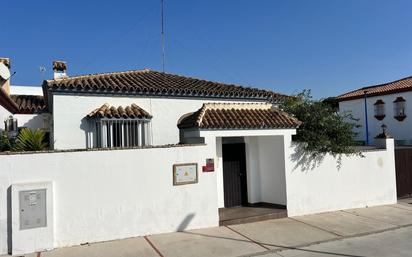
[0,58,398,255]
[1,58,304,211]
[337,75,412,145]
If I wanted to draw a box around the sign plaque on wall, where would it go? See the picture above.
[202,158,215,172]
[173,163,198,186]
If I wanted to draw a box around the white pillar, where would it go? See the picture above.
[121,122,125,147]
[137,121,142,147]
[109,121,113,147]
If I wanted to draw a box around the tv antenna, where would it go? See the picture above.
[161,0,165,72]
[39,66,46,81]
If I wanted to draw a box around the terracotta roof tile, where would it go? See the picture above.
[87,103,152,119]
[337,76,412,101]
[177,103,301,129]
[43,69,284,102]
[10,94,47,114]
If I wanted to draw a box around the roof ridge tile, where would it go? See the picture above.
[337,75,412,101]
[43,69,284,102]
[178,102,301,129]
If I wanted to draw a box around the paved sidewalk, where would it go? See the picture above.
[256,226,412,257]
[19,202,412,257]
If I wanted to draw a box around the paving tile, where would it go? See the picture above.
[148,226,265,257]
[26,237,158,257]
[277,226,412,257]
[228,218,338,250]
[249,253,282,257]
[345,205,412,226]
[294,210,395,237]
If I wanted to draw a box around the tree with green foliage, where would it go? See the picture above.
[12,128,48,152]
[0,131,11,151]
[322,96,339,111]
[280,90,361,159]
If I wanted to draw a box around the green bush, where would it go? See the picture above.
[0,131,11,151]
[280,90,361,158]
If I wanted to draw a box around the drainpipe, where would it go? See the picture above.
[363,90,369,146]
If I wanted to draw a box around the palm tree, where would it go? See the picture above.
[13,128,48,151]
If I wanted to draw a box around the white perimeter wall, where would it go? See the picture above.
[0,144,218,255]
[52,94,267,150]
[285,139,397,216]
[0,126,398,254]
[339,91,412,143]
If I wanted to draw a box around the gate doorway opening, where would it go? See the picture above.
[220,137,288,225]
[222,142,248,208]
[395,147,412,198]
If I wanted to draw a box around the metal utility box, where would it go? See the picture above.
[19,189,47,230]
[12,182,53,255]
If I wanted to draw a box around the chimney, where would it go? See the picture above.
[53,60,68,79]
[0,57,11,95]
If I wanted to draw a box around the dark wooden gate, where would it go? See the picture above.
[395,147,412,198]
[222,143,248,208]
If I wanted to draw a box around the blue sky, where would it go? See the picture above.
[2,0,412,98]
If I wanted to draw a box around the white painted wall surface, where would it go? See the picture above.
[339,91,412,143]
[14,114,46,130]
[215,137,224,208]
[0,105,11,131]
[52,94,267,150]
[0,144,218,255]
[244,136,287,205]
[257,136,287,205]
[11,181,54,255]
[10,85,43,96]
[244,137,260,203]
[285,138,397,216]
[0,85,46,131]
[0,126,397,254]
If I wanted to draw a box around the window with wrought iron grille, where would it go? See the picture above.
[89,119,152,148]
[373,99,385,120]
[393,97,406,121]
[86,103,153,148]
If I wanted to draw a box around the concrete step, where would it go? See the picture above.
[219,207,287,226]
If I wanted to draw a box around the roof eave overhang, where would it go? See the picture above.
[337,87,412,102]
[180,126,299,130]
[0,87,19,113]
[45,87,282,104]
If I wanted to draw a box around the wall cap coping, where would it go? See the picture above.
[0,143,206,156]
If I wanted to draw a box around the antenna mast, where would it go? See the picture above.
[161,0,165,72]
[39,66,46,81]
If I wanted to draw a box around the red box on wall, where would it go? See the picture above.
[202,158,215,172]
